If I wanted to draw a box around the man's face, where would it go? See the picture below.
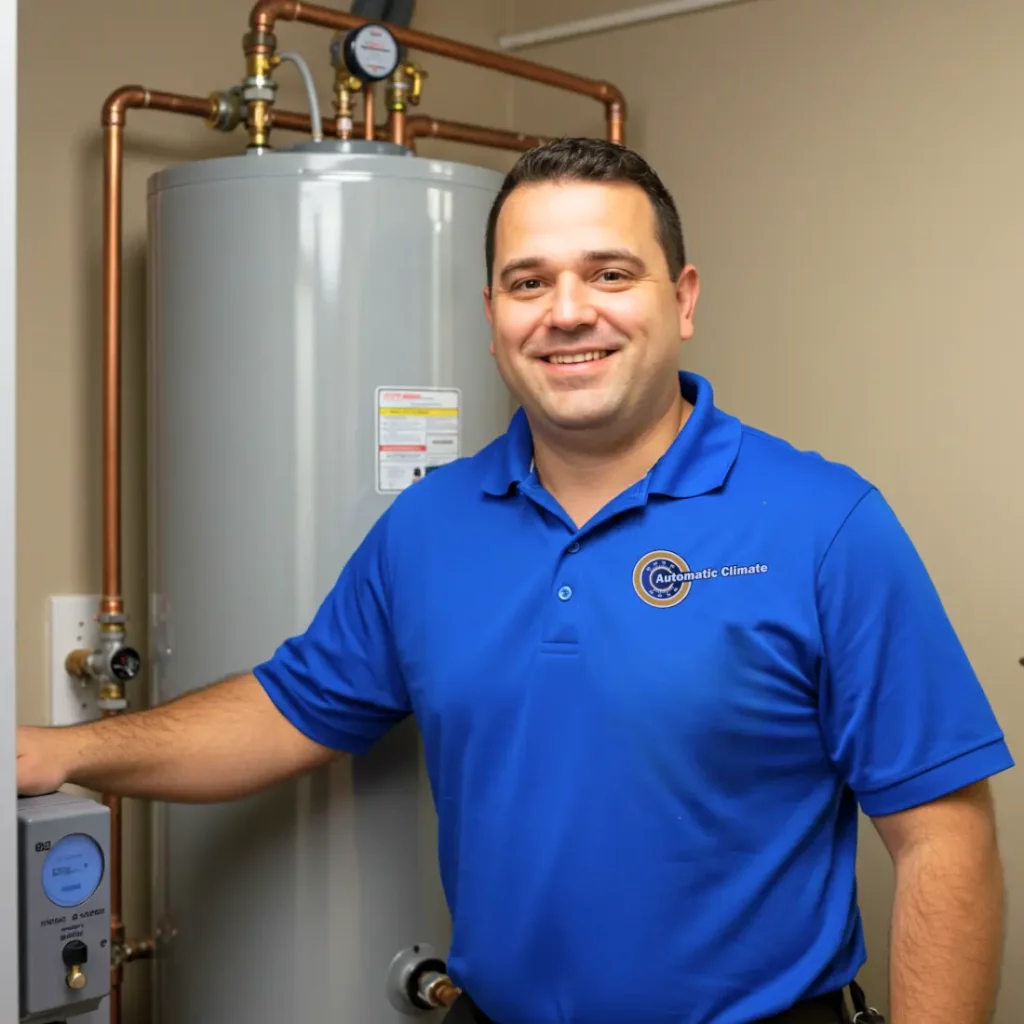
[484,180,698,439]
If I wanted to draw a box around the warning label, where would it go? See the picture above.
[376,387,461,494]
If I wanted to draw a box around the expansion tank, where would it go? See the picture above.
[145,140,509,1023]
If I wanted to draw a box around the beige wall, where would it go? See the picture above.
[504,0,1024,1018]
[17,0,1024,1019]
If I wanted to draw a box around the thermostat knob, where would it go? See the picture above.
[62,939,88,967]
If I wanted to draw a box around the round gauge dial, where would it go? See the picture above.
[344,24,401,82]
[42,833,105,908]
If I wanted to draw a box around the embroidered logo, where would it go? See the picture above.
[633,550,769,608]
[633,550,694,608]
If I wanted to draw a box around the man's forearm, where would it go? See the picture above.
[888,829,1004,1023]
[57,673,337,802]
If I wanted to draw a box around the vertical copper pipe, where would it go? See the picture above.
[99,85,217,1024]
[247,0,628,143]
[607,100,625,145]
[363,86,375,141]
[101,116,125,619]
[390,109,406,146]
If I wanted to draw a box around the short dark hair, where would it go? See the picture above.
[484,137,686,286]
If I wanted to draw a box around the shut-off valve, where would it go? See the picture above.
[65,616,141,711]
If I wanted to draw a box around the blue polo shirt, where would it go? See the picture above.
[254,371,1012,1024]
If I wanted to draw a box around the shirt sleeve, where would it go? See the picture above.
[816,487,1013,817]
[252,509,410,754]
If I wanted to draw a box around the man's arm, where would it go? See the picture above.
[871,780,1005,1024]
[17,673,341,803]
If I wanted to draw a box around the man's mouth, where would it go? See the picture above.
[542,350,611,365]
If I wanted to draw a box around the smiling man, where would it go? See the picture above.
[17,139,1011,1024]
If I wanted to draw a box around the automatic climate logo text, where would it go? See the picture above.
[633,550,769,608]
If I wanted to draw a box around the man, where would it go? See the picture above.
[18,138,1010,1024]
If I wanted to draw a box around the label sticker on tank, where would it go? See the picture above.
[376,387,461,493]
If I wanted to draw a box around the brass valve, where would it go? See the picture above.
[66,965,87,991]
[330,32,364,140]
[386,62,427,112]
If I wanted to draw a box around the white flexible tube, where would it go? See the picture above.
[497,0,751,51]
[277,51,324,141]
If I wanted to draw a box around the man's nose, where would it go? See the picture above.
[547,275,598,332]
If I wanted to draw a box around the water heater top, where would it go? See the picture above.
[147,140,507,196]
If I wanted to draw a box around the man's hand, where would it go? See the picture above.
[17,726,74,796]
[871,779,1004,1024]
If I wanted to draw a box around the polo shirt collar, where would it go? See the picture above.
[481,371,741,500]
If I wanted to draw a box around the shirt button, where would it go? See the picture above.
[567,541,580,554]
[557,585,573,601]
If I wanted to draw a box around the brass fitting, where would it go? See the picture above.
[333,71,362,140]
[65,648,91,679]
[330,32,362,141]
[242,28,278,148]
[207,86,245,132]
[419,971,462,1008]
[386,62,427,113]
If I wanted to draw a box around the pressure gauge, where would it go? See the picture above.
[343,23,401,82]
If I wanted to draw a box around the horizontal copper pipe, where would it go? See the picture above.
[247,0,626,142]
[405,116,549,152]
[271,107,549,154]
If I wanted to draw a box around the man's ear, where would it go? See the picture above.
[676,265,700,341]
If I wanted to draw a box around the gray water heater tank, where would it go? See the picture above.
[145,140,510,1024]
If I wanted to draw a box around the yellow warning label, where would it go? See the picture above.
[378,408,458,417]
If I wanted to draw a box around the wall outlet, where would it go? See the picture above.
[49,595,101,726]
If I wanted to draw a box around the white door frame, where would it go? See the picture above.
[1,0,19,1016]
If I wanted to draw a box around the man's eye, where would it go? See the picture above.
[598,270,628,282]
[512,278,543,291]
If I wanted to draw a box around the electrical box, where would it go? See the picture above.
[18,793,111,1023]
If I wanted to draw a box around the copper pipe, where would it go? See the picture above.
[271,107,547,155]
[390,109,406,146]
[247,0,627,142]
[405,116,549,153]
[99,86,218,1024]
[100,88,216,622]
[269,109,389,139]
[363,86,375,141]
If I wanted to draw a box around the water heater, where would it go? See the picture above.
[145,139,509,1023]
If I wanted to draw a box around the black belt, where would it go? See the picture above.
[446,981,884,1024]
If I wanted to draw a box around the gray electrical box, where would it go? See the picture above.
[18,793,111,1023]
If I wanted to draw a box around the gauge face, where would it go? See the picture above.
[41,833,105,908]
[110,646,141,681]
[345,24,401,81]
